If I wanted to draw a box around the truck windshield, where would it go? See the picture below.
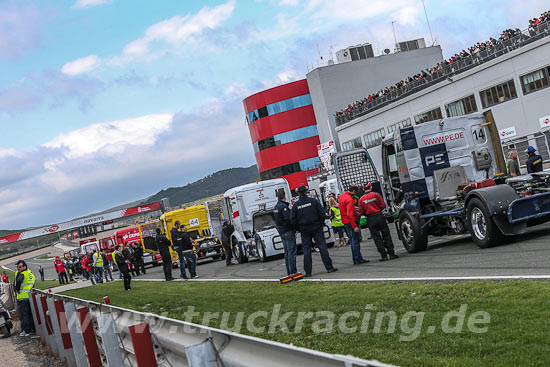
[253,212,276,232]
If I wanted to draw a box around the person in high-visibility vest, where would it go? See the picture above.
[92,250,104,284]
[14,260,36,336]
[328,198,347,248]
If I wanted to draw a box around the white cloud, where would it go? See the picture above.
[73,0,112,9]
[279,0,300,6]
[43,114,173,159]
[61,55,101,76]
[121,0,236,57]
[306,0,417,21]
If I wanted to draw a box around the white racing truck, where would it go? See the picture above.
[334,111,550,252]
[222,178,335,263]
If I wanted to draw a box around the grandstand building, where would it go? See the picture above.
[243,79,321,189]
[336,24,550,170]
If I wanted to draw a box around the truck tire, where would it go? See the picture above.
[0,324,10,337]
[232,238,248,264]
[466,198,504,248]
[255,237,267,263]
[398,211,428,253]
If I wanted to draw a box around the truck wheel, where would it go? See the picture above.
[466,198,504,248]
[255,237,267,262]
[398,211,428,253]
[232,238,248,264]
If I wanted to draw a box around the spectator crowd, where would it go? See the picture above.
[335,11,550,125]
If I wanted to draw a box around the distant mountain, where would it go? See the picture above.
[146,165,259,208]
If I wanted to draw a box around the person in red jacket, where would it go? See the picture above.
[338,185,368,265]
[54,256,69,284]
[358,183,398,261]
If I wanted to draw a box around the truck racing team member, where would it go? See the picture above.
[507,150,521,177]
[114,245,131,291]
[274,188,297,276]
[338,185,368,265]
[155,228,173,281]
[525,146,543,173]
[54,256,69,285]
[290,184,338,277]
[171,221,188,279]
[132,242,146,275]
[102,250,114,282]
[221,221,234,266]
[14,260,35,337]
[180,226,198,279]
[359,183,398,262]
[92,250,104,284]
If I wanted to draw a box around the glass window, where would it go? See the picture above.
[387,118,412,133]
[259,157,320,180]
[445,95,478,117]
[479,80,518,108]
[414,107,443,125]
[255,125,318,152]
[247,93,312,123]
[364,128,385,149]
[521,67,550,95]
[342,137,363,151]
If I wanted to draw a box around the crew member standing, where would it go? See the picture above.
[38,265,45,282]
[525,146,543,173]
[180,226,198,278]
[339,185,368,265]
[54,256,69,284]
[328,198,346,248]
[221,221,234,266]
[14,260,36,336]
[133,242,146,275]
[359,183,398,261]
[92,250,104,284]
[274,189,297,276]
[290,184,337,277]
[156,228,173,281]
[114,245,131,291]
[507,150,521,177]
[171,221,187,278]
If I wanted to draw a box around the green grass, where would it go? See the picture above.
[3,268,61,290]
[62,281,550,367]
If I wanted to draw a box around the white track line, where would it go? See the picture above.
[134,275,550,283]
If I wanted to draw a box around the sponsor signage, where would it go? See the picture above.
[317,141,335,171]
[540,115,550,129]
[0,201,163,246]
[499,126,517,139]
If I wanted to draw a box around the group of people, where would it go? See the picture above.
[506,146,545,176]
[334,10,550,124]
[152,223,199,282]
[274,182,397,277]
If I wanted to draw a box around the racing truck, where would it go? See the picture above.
[222,178,335,263]
[334,111,550,252]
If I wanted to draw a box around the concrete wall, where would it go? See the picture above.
[336,35,550,169]
[306,46,444,147]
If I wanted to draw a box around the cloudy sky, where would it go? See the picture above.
[0,0,548,229]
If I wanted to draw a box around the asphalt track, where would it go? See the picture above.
[8,222,550,283]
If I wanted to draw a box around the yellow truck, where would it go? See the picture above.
[160,205,223,262]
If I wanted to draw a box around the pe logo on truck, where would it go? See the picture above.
[420,144,450,177]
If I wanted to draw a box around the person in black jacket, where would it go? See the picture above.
[221,221,234,266]
[114,245,131,291]
[180,226,198,278]
[132,242,146,275]
[525,146,543,173]
[290,184,337,277]
[156,228,173,281]
[274,188,297,275]
[171,221,187,278]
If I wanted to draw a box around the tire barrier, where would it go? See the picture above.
[29,289,395,367]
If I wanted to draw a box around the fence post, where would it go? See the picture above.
[39,295,58,356]
[129,323,158,367]
[64,302,88,367]
[53,299,77,367]
[98,314,124,367]
[46,297,69,364]
[76,307,103,367]
[30,292,44,339]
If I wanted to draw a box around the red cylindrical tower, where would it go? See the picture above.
[243,79,320,190]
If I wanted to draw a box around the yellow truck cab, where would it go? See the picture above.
[136,221,168,267]
[160,205,223,262]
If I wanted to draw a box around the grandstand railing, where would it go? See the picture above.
[335,21,550,127]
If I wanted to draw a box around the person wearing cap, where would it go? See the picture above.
[14,260,36,336]
[338,185,368,265]
[525,146,543,173]
[359,183,398,261]
[290,184,338,277]
[274,188,297,276]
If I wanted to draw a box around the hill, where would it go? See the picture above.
[146,165,259,208]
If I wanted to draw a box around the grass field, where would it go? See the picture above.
[62,280,550,367]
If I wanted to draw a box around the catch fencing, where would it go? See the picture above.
[28,289,394,367]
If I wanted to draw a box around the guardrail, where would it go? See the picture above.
[335,20,550,127]
[29,289,395,367]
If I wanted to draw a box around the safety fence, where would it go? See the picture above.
[28,289,394,367]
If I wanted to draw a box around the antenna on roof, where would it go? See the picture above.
[391,21,398,51]
[422,0,435,46]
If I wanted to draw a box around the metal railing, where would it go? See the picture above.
[29,289,395,367]
[335,20,550,127]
